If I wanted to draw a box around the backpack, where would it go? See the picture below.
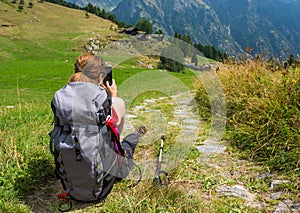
[49,82,124,202]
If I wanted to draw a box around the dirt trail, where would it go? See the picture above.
[124,94,300,213]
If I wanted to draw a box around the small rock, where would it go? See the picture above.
[125,114,137,119]
[205,163,221,169]
[168,121,178,126]
[270,180,290,190]
[269,192,282,200]
[143,109,161,113]
[144,99,156,103]
[274,199,293,213]
[215,185,254,201]
[133,105,145,111]
[182,118,200,125]
[257,173,274,180]
[183,125,199,130]
[188,189,198,196]
[174,110,189,116]
[246,201,264,210]
[196,144,227,153]
[291,203,300,211]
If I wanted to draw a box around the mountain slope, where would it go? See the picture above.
[0,0,118,60]
[112,0,300,58]
[64,0,122,11]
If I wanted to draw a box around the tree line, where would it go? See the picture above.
[44,0,228,72]
[158,32,228,73]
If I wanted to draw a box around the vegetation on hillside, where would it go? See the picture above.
[1,0,299,212]
[195,58,300,176]
[135,17,152,34]
[44,0,229,63]
[44,0,131,28]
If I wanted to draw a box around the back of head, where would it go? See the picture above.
[74,53,94,73]
[68,72,81,82]
[71,54,106,85]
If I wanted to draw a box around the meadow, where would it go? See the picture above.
[1,0,299,212]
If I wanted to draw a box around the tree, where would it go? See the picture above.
[108,14,117,23]
[286,54,296,67]
[158,44,185,72]
[156,29,164,34]
[117,21,127,28]
[136,18,152,34]
[182,34,192,44]
[174,32,181,39]
[28,2,34,8]
[99,9,108,19]
[174,32,194,57]
[17,4,23,12]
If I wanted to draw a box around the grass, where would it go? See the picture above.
[194,59,300,193]
[1,1,299,212]
[197,55,216,65]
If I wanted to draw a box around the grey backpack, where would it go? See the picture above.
[49,82,123,202]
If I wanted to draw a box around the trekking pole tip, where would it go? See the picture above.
[161,135,165,140]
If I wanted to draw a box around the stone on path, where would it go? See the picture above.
[125,114,137,119]
[215,185,254,201]
[196,144,227,154]
[274,199,300,213]
[196,139,228,154]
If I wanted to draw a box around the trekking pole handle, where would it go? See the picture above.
[158,135,165,163]
[154,135,170,187]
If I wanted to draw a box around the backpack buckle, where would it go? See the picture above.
[73,135,82,161]
[57,193,72,212]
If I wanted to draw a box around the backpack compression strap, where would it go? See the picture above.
[106,116,125,163]
[106,116,119,140]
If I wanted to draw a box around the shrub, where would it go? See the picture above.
[194,60,300,175]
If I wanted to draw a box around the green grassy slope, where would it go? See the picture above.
[2,1,294,212]
[0,0,118,105]
[0,2,203,212]
[0,2,120,211]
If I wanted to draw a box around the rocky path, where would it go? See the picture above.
[123,93,300,213]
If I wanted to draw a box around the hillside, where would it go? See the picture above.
[0,0,121,105]
[112,0,300,59]
[1,1,299,212]
[0,0,118,61]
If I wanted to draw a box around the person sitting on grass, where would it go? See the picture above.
[68,53,147,180]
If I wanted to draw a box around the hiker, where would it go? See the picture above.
[50,53,146,203]
[70,52,147,175]
[69,53,126,134]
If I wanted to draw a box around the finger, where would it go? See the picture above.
[110,79,116,87]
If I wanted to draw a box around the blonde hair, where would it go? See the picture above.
[68,72,81,82]
[74,53,95,73]
[70,53,106,85]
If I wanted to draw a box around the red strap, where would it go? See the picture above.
[58,193,69,202]
[106,116,123,167]
[106,116,119,140]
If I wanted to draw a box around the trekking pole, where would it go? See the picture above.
[154,135,170,187]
